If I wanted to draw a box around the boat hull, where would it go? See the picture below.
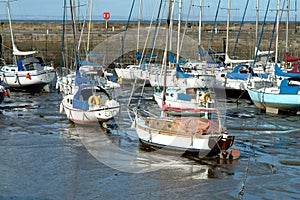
[154,95,214,117]
[1,70,55,90]
[61,95,120,124]
[115,68,149,80]
[247,88,300,112]
[149,73,215,88]
[135,117,234,157]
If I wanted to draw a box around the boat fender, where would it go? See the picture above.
[26,73,31,79]
[118,76,123,84]
[88,95,100,106]
[59,103,64,113]
[201,92,212,103]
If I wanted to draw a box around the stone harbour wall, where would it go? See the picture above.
[1,21,300,68]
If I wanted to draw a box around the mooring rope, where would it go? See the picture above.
[238,114,259,199]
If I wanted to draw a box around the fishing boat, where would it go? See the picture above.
[133,0,238,159]
[247,64,300,114]
[0,0,55,91]
[153,86,215,117]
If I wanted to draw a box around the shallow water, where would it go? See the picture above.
[0,85,300,200]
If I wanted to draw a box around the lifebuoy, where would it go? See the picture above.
[88,95,100,106]
[201,92,212,103]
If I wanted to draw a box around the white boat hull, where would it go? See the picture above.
[1,70,55,89]
[115,68,149,80]
[149,73,215,88]
[61,95,120,124]
[135,117,234,156]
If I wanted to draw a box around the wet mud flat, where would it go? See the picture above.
[0,86,300,199]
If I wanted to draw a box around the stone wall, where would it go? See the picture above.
[0,21,299,68]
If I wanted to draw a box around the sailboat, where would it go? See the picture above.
[247,64,300,114]
[61,83,121,124]
[246,0,300,114]
[153,86,215,117]
[283,0,300,74]
[133,0,237,158]
[60,0,120,125]
[0,0,55,91]
[56,0,121,97]
[215,0,275,99]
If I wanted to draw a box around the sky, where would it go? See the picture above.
[0,0,298,22]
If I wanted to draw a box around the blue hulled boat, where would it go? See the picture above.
[247,64,300,114]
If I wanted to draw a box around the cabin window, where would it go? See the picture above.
[167,124,171,128]
[67,98,73,104]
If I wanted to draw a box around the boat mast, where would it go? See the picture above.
[176,0,182,63]
[275,0,280,64]
[285,0,290,53]
[70,0,80,71]
[137,0,142,56]
[86,0,93,58]
[59,0,67,70]
[225,0,230,58]
[161,0,171,117]
[295,0,297,34]
[168,0,175,61]
[198,0,202,60]
[256,0,259,44]
[6,0,16,64]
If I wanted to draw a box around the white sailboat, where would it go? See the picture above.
[61,84,120,124]
[153,86,215,117]
[56,0,121,97]
[214,0,275,99]
[0,0,55,91]
[133,0,237,158]
[114,0,160,82]
[60,0,120,125]
[148,0,216,89]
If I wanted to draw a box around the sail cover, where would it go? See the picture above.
[285,52,300,63]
